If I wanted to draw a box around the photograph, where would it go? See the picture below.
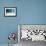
[4,7,17,17]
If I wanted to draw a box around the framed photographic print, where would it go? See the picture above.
[4,7,17,17]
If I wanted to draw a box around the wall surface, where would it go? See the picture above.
[0,0,46,45]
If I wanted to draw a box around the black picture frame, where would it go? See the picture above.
[4,7,17,17]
